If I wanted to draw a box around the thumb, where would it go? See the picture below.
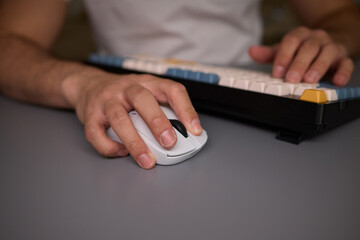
[248,45,279,63]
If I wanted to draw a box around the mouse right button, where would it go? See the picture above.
[165,131,195,157]
[189,130,208,148]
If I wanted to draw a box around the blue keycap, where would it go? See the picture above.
[198,73,219,84]
[207,73,220,84]
[105,56,115,65]
[177,70,187,78]
[166,68,219,84]
[166,68,179,77]
[88,54,125,67]
[88,54,101,63]
[188,71,199,80]
[318,83,360,100]
[355,87,360,98]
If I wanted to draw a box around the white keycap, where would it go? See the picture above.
[264,84,291,96]
[233,79,251,90]
[143,62,157,73]
[219,76,235,87]
[293,84,319,96]
[122,59,136,69]
[317,88,338,101]
[153,64,168,75]
[134,60,147,71]
[248,81,269,93]
[280,83,298,95]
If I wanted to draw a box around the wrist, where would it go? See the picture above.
[60,63,105,109]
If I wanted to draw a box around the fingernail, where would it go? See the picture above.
[305,70,320,83]
[138,153,155,169]
[117,148,129,157]
[286,71,301,83]
[274,65,285,77]
[160,129,177,147]
[116,144,128,157]
[191,118,202,135]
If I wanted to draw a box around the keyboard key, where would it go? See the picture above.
[233,79,251,90]
[248,81,269,93]
[219,76,234,87]
[317,88,338,101]
[293,84,319,96]
[300,89,327,103]
[88,54,360,103]
[265,84,291,96]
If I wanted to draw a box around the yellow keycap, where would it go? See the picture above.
[164,58,197,66]
[300,89,327,103]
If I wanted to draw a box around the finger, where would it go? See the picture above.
[105,101,155,169]
[284,37,322,83]
[248,45,278,63]
[126,84,177,149]
[303,43,339,83]
[84,112,128,157]
[332,58,354,86]
[168,83,202,135]
[140,76,202,136]
[273,26,312,78]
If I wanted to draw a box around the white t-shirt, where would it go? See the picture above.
[83,0,262,66]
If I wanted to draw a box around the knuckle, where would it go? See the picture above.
[179,106,197,119]
[127,84,150,98]
[98,85,126,103]
[304,39,321,49]
[314,60,328,71]
[97,87,112,99]
[84,102,96,117]
[345,58,354,69]
[84,125,97,142]
[170,82,187,94]
[298,26,309,32]
[108,109,127,124]
[125,138,141,153]
[99,144,118,157]
[314,29,328,39]
[345,57,354,65]
[137,74,155,82]
[323,42,338,52]
[283,35,301,46]
[127,73,138,78]
[149,114,166,128]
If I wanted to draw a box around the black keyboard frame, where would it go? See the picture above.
[87,61,360,144]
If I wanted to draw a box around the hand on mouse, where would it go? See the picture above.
[63,70,203,169]
[249,26,354,86]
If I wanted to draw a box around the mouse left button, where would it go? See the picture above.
[170,119,188,138]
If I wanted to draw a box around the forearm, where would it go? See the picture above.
[289,1,360,58]
[0,34,102,109]
[313,7,360,58]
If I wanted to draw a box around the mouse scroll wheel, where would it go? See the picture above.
[169,119,188,138]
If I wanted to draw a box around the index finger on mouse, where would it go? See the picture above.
[126,84,177,150]
[104,100,156,170]
[154,80,203,135]
[143,78,202,136]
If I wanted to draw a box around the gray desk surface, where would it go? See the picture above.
[1,64,360,240]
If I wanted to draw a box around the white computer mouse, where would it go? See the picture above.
[106,105,208,165]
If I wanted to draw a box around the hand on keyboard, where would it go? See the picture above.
[249,26,354,87]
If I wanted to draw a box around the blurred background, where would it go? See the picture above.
[52,0,360,61]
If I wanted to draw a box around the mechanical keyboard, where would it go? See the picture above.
[86,54,360,144]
